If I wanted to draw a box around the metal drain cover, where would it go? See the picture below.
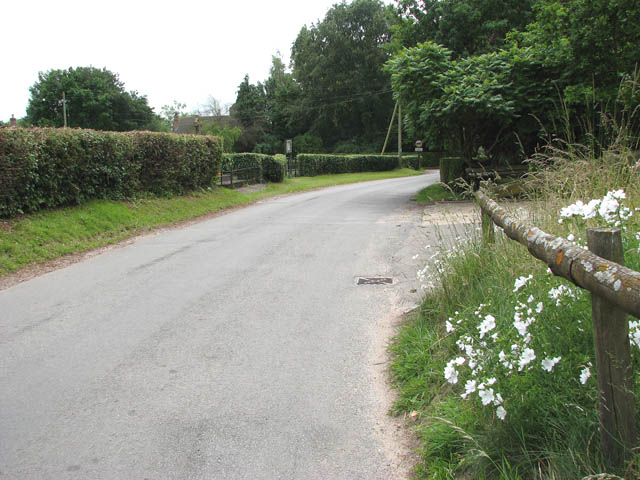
[357,277,393,285]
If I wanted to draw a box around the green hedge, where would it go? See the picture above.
[222,153,287,185]
[297,154,399,176]
[439,156,466,188]
[0,128,223,217]
[130,132,222,195]
[263,154,287,183]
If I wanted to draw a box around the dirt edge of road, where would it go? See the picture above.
[370,305,422,479]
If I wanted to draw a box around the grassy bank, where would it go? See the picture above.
[415,182,461,203]
[392,146,640,478]
[0,168,423,277]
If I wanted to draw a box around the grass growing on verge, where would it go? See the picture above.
[0,168,423,277]
[415,182,461,203]
[393,145,640,477]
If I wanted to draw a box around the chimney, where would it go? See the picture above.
[9,114,17,128]
[173,113,179,133]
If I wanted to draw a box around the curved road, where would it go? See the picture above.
[0,172,438,479]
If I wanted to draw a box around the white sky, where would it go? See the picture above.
[1,0,352,122]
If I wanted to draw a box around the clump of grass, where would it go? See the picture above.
[393,108,640,478]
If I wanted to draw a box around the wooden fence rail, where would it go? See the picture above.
[475,189,638,469]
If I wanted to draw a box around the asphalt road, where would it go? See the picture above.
[0,172,439,479]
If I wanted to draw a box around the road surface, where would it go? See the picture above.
[1,172,441,479]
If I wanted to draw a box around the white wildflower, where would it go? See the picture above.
[444,363,459,384]
[479,388,495,406]
[513,274,533,292]
[580,366,591,385]
[518,348,536,371]
[478,314,496,339]
[541,356,561,372]
[496,406,507,420]
[461,380,477,399]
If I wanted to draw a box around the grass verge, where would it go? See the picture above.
[393,148,640,478]
[415,182,461,203]
[0,168,423,277]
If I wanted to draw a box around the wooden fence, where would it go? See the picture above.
[475,189,639,469]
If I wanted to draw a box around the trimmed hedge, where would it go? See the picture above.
[263,154,287,183]
[439,156,466,188]
[297,154,399,176]
[130,132,222,196]
[0,128,223,217]
[222,153,287,184]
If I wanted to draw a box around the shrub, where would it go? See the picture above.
[297,154,399,176]
[293,134,323,155]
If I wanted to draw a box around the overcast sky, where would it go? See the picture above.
[1,0,362,122]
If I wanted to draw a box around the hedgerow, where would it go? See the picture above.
[222,153,287,184]
[263,154,287,183]
[297,154,399,176]
[0,128,223,217]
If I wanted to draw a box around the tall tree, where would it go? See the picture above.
[263,55,305,141]
[26,67,158,131]
[291,0,396,150]
[393,0,535,56]
[231,75,268,152]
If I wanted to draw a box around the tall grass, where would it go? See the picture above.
[392,80,640,479]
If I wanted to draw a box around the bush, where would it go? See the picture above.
[439,156,465,187]
[0,128,223,217]
[293,134,323,155]
[297,154,399,176]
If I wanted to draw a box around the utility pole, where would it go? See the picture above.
[381,101,398,154]
[62,91,68,128]
[397,102,402,166]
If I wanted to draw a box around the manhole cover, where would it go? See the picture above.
[357,277,393,285]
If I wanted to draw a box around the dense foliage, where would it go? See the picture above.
[297,153,400,176]
[386,0,640,168]
[26,67,164,131]
[0,128,223,217]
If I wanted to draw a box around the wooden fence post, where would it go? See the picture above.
[587,228,636,469]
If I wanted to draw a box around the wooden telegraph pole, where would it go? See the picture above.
[62,92,68,128]
[381,101,398,154]
[397,103,402,166]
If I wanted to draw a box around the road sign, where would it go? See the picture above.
[415,139,423,148]
[415,147,423,152]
